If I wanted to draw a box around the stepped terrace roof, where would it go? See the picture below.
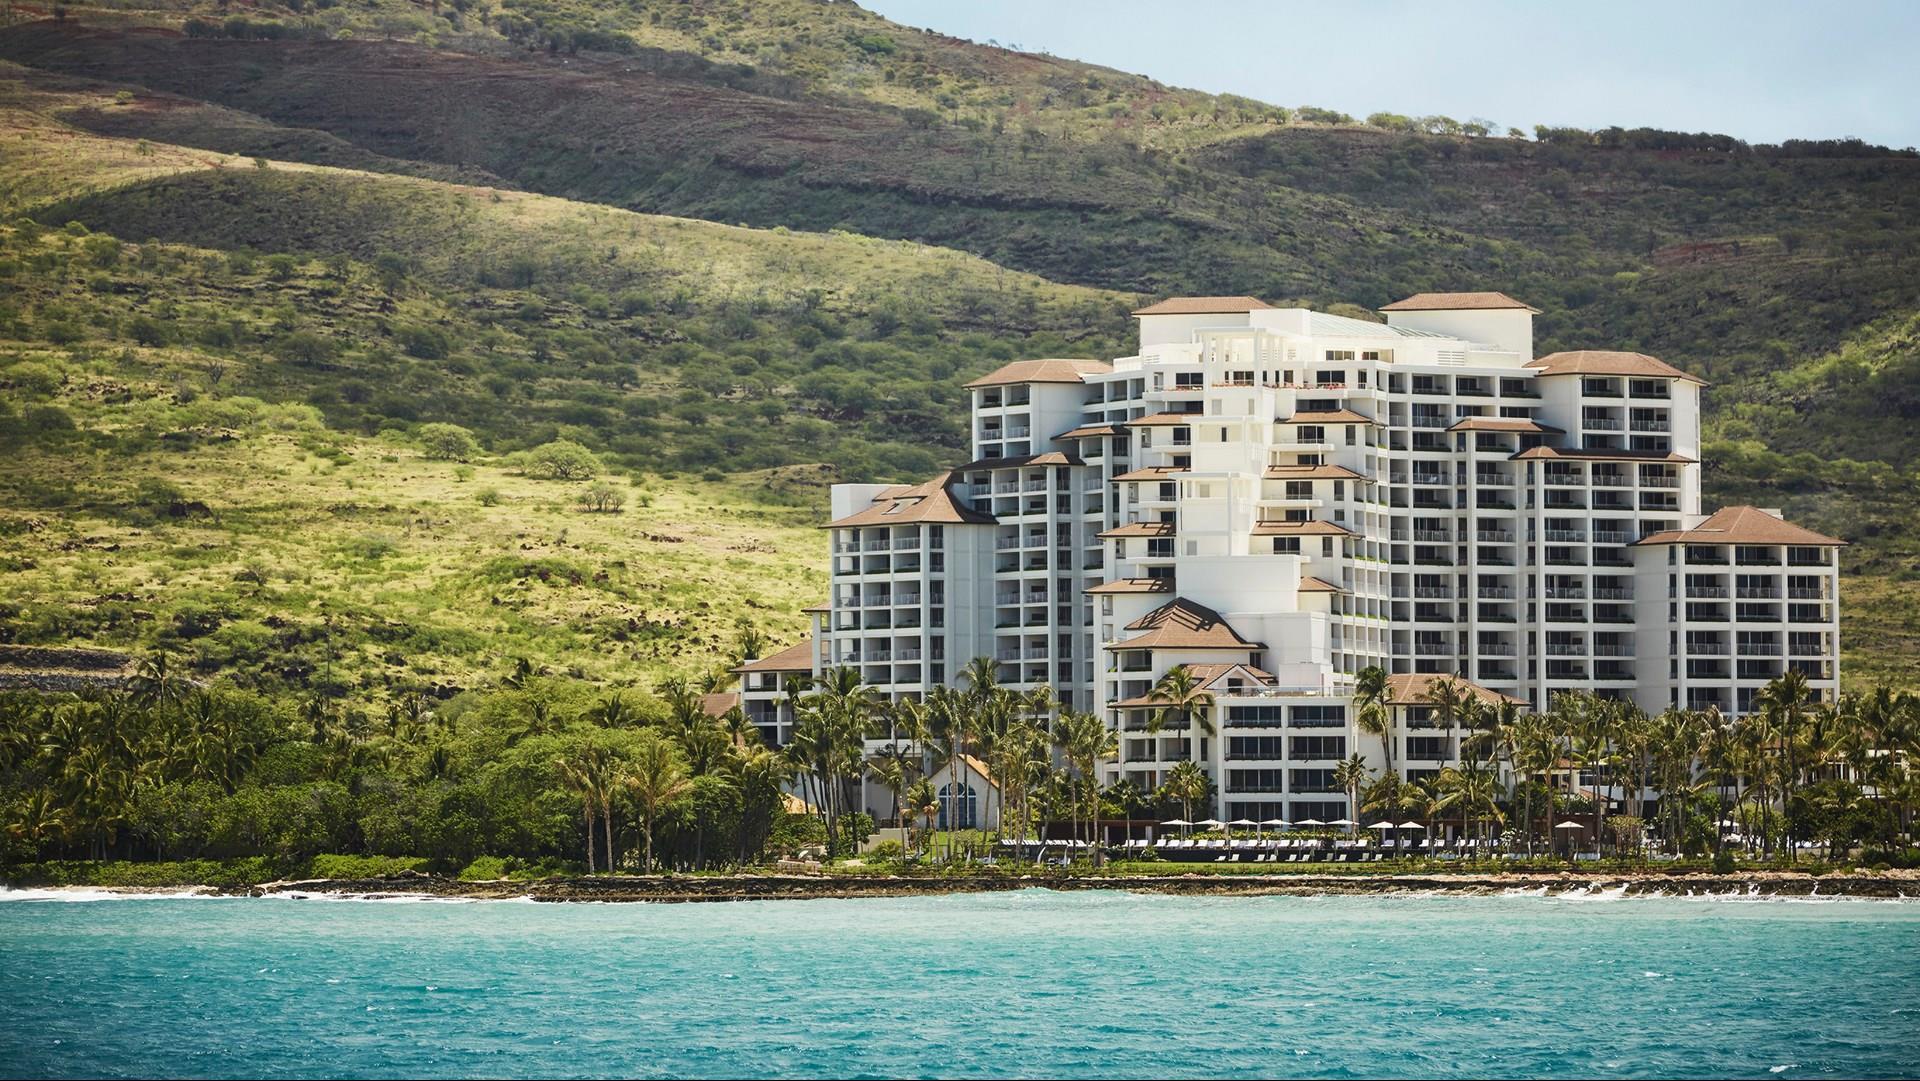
[1634,505,1845,547]
[1379,291,1541,313]
[964,358,1111,388]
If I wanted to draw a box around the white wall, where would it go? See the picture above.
[1384,309,1534,358]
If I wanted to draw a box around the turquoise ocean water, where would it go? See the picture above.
[1,889,1916,1079]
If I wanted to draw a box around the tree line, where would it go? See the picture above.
[5,652,1916,873]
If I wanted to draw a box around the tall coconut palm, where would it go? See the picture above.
[905,776,938,858]
[1332,753,1372,833]
[625,735,692,873]
[1164,760,1209,826]
[1352,665,1394,777]
[1756,669,1814,861]
[554,748,607,872]
[866,746,917,853]
[1148,665,1216,788]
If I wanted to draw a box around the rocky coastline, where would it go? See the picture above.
[139,867,1919,903]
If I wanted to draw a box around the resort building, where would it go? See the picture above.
[747,292,1844,821]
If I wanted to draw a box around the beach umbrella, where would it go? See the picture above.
[1161,819,1191,826]
[1553,820,1586,830]
[1295,818,1325,827]
[1228,818,1258,827]
[1260,818,1291,829]
[1368,821,1396,829]
[1195,818,1225,830]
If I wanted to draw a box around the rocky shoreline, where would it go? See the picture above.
[140,867,1917,903]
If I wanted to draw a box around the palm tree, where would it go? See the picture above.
[1333,752,1372,833]
[866,746,917,853]
[904,776,938,858]
[129,651,190,712]
[1165,760,1209,826]
[1057,710,1116,859]
[1421,676,1471,769]
[1353,665,1394,778]
[554,748,607,872]
[625,735,692,873]
[1148,665,1216,779]
[1756,670,1814,861]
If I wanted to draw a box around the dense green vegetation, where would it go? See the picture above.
[5,661,1913,878]
[0,0,1916,794]
[0,658,817,872]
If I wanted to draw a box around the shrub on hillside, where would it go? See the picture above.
[415,422,480,461]
[577,481,626,512]
[524,439,601,480]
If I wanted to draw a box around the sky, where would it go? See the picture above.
[863,0,1920,148]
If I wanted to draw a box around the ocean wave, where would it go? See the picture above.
[0,887,223,902]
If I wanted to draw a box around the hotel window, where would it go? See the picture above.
[1289,736,1346,760]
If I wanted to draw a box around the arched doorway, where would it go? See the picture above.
[939,782,978,830]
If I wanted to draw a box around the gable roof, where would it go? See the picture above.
[1511,446,1696,464]
[1379,291,1541,314]
[1448,416,1563,434]
[1286,408,1380,425]
[1055,424,1120,440]
[823,472,995,528]
[1250,520,1351,537]
[956,452,1083,470]
[1084,577,1174,595]
[1526,350,1707,385]
[964,358,1110,389]
[1634,505,1845,547]
[1100,521,1175,539]
[1264,464,1365,481]
[731,639,816,675]
[1297,576,1343,593]
[1110,662,1278,706]
[1110,598,1262,652]
[1383,673,1526,707]
[699,691,740,718]
[1113,465,1189,481]
[1132,296,1274,316]
[1124,411,1204,427]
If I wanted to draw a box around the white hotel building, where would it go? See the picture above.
[740,293,1844,822]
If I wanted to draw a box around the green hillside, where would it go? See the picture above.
[0,3,1916,692]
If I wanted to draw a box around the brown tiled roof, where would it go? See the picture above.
[1109,598,1262,652]
[1297,576,1342,593]
[1512,446,1696,464]
[1113,466,1188,481]
[1448,417,1563,434]
[1634,505,1845,547]
[964,358,1111,389]
[1132,296,1274,316]
[1085,578,1174,595]
[1250,520,1351,537]
[1264,464,1365,480]
[1110,663,1277,706]
[1125,412,1203,427]
[699,691,740,718]
[1384,673,1526,707]
[1286,409,1379,425]
[1100,521,1174,539]
[957,452,1083,470]
[1055,424,1119,439]
[802,602,830,614]
[731,639,816,674]
[823,472,996,528]
[1379,291,1541,314]
[1526,350,1707,385]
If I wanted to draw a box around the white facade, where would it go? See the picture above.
[771,294,1844,821]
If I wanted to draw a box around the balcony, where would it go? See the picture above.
[1630,419,1671,433]
[1583,418,1624,431]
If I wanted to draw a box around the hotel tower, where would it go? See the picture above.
[734,293,1843,822]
